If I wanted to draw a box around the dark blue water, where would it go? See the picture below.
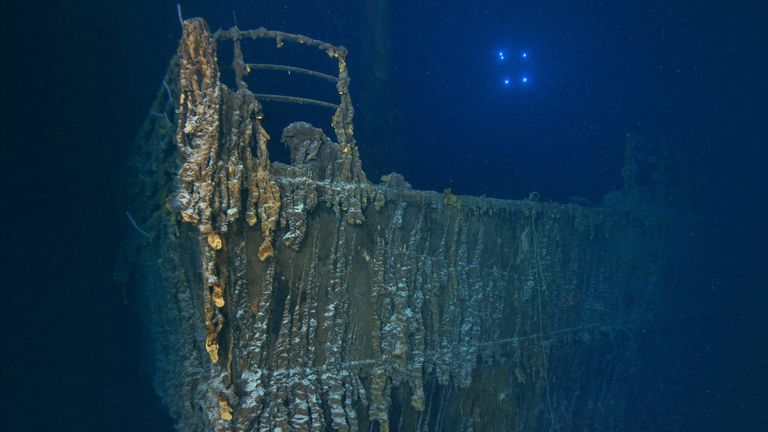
[3,0,766,430]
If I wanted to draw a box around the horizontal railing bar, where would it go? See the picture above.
[246,63,338,82]
[253,93,339,110]
[214,27,347,58]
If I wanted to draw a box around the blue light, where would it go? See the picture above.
[495,47,534,90]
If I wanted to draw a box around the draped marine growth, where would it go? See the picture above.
[123,17,685,432]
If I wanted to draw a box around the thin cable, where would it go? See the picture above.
[126,211,151,239]
[531,210,558,431]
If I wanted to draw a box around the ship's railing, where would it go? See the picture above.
[214,27,356,151]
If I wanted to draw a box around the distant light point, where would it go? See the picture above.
[498,51,505,61]
[522,52,528,59]
[521,76,529,83]
[503,78,510,86]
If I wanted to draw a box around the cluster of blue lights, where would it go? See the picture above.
[498,50,527,60]
[502,76,530,86]
[497,49,531,88]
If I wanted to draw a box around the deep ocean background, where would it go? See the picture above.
[2,0,766,430]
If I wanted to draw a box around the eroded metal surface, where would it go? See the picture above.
[125,18,678,432]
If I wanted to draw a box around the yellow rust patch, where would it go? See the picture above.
[207,232,223,250]
[205,333,219,363]
[212,285,225,308]
[258,242,274,261]
[218,396,233,421]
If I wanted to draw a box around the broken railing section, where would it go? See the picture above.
[215,24,364,189]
